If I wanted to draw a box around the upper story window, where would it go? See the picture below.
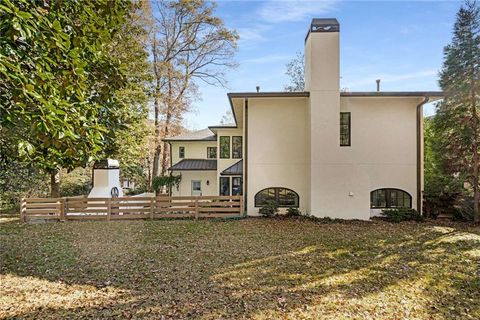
[207,147,217,159]
[254,187,299,207]
[232,136,242,159]
[220,136,230,159]
[179,146,185,158]
[371,188,412,209]
[340,112,351,146]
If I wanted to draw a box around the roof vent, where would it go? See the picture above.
[256,86,260,92]
[376,79,381,92]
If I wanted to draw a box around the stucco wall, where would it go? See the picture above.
[171,170,217,197]
[247,97,308,215]
[341,97,422,218]
[170,141,217,166]
[306,96,422,220]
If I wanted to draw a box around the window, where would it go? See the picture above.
[370,189,412,208]
[254,187,299,207]
[340,112,351,146]
[207,147,217,159]
[219,177,230,196]
[179,146,185,158]
[232,136,242,159]
[220,136,230,159]
[232,177,243,196]
[192,181,201,191]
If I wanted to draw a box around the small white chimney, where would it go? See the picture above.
[88,159,124,198]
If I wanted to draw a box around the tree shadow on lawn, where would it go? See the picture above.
[1,218,479,319]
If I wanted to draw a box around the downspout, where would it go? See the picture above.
[416,96,430,214]
[168,141,172,195]
[244,98,249,216]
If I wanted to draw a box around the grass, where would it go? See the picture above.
[1,215,479,319]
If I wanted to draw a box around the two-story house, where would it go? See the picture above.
[164,18,443,220]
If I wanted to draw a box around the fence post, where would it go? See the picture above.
[150,197,154,220]
[20,197,26,222]
[107,198,111,221]
[240,196,244,217]
[59,198,66,221]
[194,197,199,220]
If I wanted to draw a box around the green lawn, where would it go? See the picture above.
[1,216,479,319]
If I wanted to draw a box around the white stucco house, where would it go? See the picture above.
[164,18,443,220]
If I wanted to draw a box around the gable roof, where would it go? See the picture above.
[169,159,217,171]
[220,160,243,176]
[163,128,216,142]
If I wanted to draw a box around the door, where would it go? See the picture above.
[191,180,202,196]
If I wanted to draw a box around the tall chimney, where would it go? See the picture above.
[304,18,340,92]
[376,79,381,92]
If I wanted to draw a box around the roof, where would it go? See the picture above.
[163,128,216,142]
[227,91,443,99]
[340,91,444,98]
[221,160,243,176]
[169,159,217,171]
[228,92,310,99]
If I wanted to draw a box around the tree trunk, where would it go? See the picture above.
[160,113,172,176]
[152,34,162,178]
[473,154,479,222]
[470,67,479,222]
[471,98,479,222]
[50,169,60,198]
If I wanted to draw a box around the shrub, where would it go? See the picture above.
[259,200,279,217]
[152,175,181,194]
[286,207,301,216]
[381,208,424,223]
[452,197,474,221]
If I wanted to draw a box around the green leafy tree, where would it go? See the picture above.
[435,0,480,221]
[104,2,152,185]
[0,0,133,197]
[424,117,463,217]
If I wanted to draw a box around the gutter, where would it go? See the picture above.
[416,96,430,214]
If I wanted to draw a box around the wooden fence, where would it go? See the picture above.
[20,196,244,222]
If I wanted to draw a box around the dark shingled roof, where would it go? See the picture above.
[169,159,217,171]
[221,160,243,176]
[163,128,216,141]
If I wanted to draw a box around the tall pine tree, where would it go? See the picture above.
[436,0,480,221]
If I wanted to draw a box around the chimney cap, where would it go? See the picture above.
[305,18,339,42]
[310,18,339,32]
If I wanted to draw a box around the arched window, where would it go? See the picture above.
[371,188,412,209]
[255,187,299,207]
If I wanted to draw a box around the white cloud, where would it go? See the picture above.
[344,69,438,88]
[236,25,269,43]
[258,0,339,23]
[235,1,338,46]
[242,54,292,64]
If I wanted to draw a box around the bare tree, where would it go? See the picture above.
[150,0,238,177]
[284,51,305,92]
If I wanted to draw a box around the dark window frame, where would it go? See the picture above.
[219,136,230,159]
[232,176,243,196]
[207,147,217,159]
[254,187,299,208]
[219,176,230,196]
[179,146,185,158]
[232,136,243,159]
[340,112,351,147]
[370,188,412,209]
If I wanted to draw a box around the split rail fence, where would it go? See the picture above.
[20,196,244,222]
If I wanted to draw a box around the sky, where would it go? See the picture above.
[182,0,462,130]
